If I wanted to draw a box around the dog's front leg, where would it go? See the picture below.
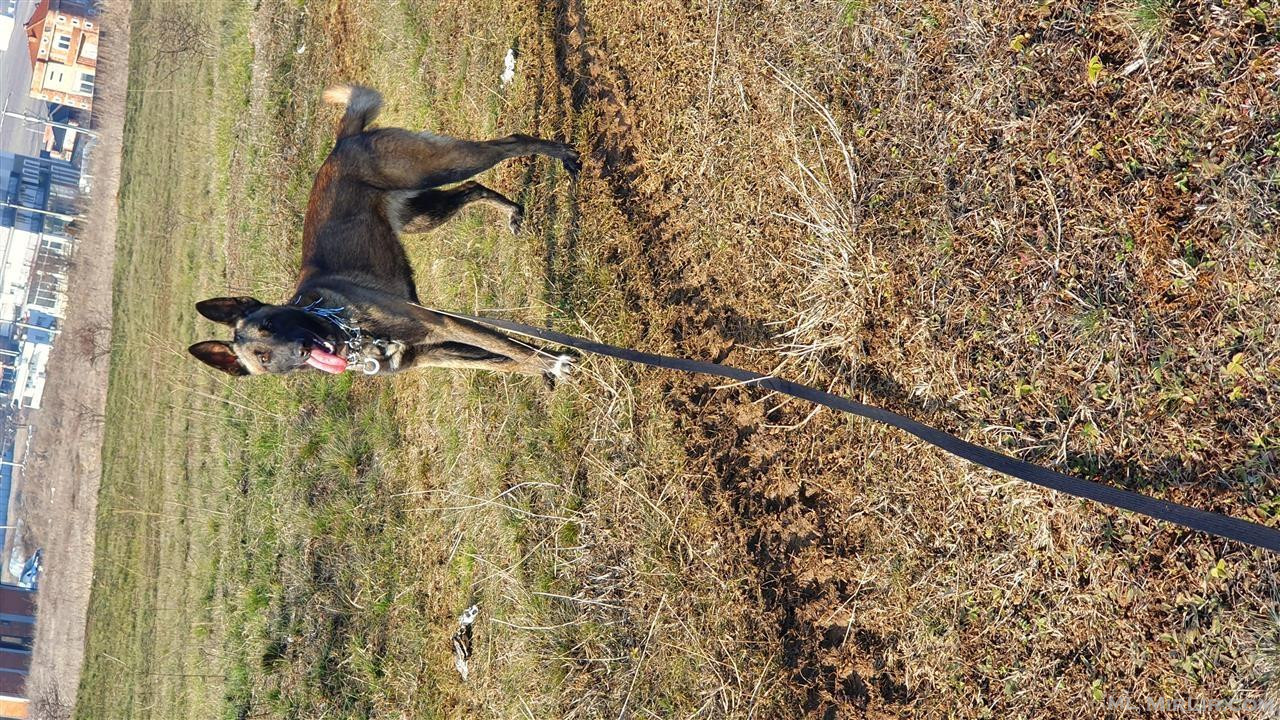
[405,341,535,375]
[408,311,574,383]
[383,340,409,371]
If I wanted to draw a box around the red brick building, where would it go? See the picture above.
[24,0,98,112]
[0,585,34,718]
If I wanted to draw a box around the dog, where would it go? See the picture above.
[189,85,579,385]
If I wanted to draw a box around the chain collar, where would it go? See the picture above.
[293,296,391,375]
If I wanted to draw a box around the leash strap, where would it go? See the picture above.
[451,311,1280,554]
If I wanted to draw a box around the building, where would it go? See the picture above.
[0,153,75,410]
[40,124,82,163]
[39,108,92,165]
[0,220,68,409]
[0,696,25,720]
[24,0,98,112]
[0,152,79,236]
[1,323,53,410]
[0,0,20,53]
[0,585,33,718]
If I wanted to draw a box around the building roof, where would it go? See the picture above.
[22,0,49,67]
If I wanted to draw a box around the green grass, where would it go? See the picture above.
[1134,0,1172,37]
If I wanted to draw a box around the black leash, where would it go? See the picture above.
[453,311,1280,554]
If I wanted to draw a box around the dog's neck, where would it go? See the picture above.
[288,290,360,345]
[292,282,433,345]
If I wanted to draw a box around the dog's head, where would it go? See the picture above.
[188,297,349,376]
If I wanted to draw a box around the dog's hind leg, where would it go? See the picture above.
[397,181,525,235]
[349,128,580,190]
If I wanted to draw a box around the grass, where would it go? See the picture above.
[1134,0,1173,37]
[77,0,1280,717]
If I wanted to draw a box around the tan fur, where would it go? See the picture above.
[321,85,352,105]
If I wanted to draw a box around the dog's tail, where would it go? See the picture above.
[322,84,383,141]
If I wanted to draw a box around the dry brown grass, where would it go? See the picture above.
[543,0,1280,715]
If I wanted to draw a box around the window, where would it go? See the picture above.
[32,286,59,309]
[55,34,71,51]
[86,21,93,28]
[79,74,94,96]
[0,634,31,650]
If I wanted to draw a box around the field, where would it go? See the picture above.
[71,0,1279,718]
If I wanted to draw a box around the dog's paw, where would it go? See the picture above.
[550,354,575,378]
[508,205,525,235]
[560,147,582,178]
[542,353,575,389]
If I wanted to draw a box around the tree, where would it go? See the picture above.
[143,13,213,81]
[30,686,73,720]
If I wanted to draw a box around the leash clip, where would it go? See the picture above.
[361,357,381,375]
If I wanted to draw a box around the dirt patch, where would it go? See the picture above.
[533,1,911,712]
[19,0,132,706]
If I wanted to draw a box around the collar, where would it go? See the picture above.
[291,294,355,340]
[290,293,386,375]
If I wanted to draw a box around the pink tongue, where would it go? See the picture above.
[306,348,349,374]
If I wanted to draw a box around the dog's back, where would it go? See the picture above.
[298,86,419,301]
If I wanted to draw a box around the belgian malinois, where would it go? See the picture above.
[189,85,578,384]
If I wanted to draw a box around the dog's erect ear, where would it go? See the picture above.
[195,297,263,326]
[188,341,249,376]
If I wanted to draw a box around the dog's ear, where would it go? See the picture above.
[195,297,263,326]
[188,341,249,376]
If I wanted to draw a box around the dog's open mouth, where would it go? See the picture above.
[305,346,348,374]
